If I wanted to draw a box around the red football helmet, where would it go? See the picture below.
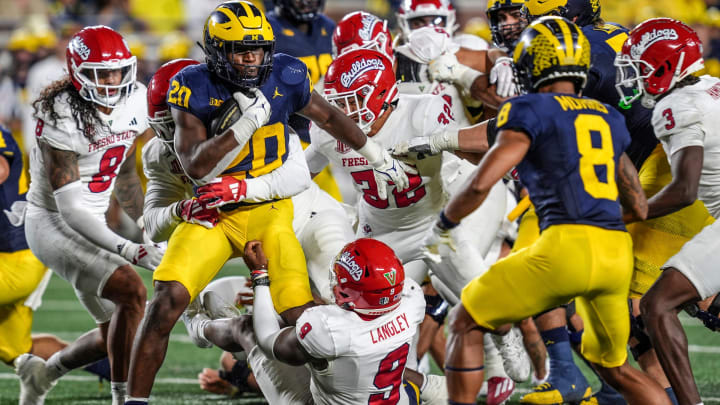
[323,49,398,134]
[397,0,457,40]
[147,59,200,144]
[615,18,704,108]
[66,25,137,108]
[333,11,394,62]
[332,238,405,317]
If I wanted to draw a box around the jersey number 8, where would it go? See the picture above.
[574,114,617,201]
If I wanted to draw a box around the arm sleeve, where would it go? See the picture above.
[53,181,127,256]
[142,141,189,242]
[243,134,311,202]
[295,308,337,359]
[252,284,286,359]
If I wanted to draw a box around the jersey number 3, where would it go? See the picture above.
[369,343,409,404]
[574,114,617,200]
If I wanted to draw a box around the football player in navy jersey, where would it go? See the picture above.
[519,2,712,404]
[124,2,411,404]
[424,17,671,405]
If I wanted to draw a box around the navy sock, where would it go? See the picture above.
[124,402,147,405]
[83,357,111,381]
[665,387,680,405]
[541,326,574,365]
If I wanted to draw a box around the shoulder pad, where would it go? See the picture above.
[275,54,308,86]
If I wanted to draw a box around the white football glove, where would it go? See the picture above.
[422,221,457,263]
[230,88,272,147]
[429,52,483,90]
[490,56,518,98]
[372,149,417,200]
[118,241,164,271]
[392,130,459,158]
[406,26,458,63]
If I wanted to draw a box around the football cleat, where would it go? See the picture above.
[15,353,56,405]
[485,376,516,405]
[202,290,241,320]
[181,308,212,349]
[492,327,532,382]
[520,363,592,405]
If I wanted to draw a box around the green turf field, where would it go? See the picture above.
[2,261,720,404]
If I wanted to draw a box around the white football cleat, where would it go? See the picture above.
[492,327,531,383]
[419,374,448,405]
[202,290,241,320]
[181,310,212,349]
[15,353,56,405]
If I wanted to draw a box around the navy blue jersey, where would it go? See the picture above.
[0,127,29,252]
[267,11,334,143]
[167,53,312,179]
[497,93,631,232]
[582,23,657,168]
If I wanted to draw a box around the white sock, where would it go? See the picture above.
[111,382,127,405]
[125,396,149,404]
[46,352,70,381]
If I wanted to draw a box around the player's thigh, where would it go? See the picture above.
[510,205,539,253]
[664,221,720,300]
[25,207,125,322]
[575,228,633,368]
[153,222,233,302]
[247,199,312,313]
[0,301,32,364]
[0,249,47,305]
[628,146,714,297]
[460,225,588,330]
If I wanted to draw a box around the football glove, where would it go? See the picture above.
[372,150,416,200]
[392,130,459,158]
[175,199,219,228]
[428,52,483,90]
[230,89,272,148]
[196,177,248,209]
[422,220,457,263]
[490,57,517,98]
[118,241,164,270]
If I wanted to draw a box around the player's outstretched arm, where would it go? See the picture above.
[617,152,649,223]
[644,145,703,220]
[42,142,162,269]
[300,91,412,194]
[246,241,328,368]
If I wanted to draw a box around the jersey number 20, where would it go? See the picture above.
[575,114,617,200]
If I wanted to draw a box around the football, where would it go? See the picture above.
[208,97,243,137]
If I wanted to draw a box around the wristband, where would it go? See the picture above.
[356,139,384,166]
[439,211,459,230]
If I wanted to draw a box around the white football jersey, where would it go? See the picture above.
[295,278,425,405]
[27,85,149,220]
[652,75,720,217]
[307,93,452,231]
